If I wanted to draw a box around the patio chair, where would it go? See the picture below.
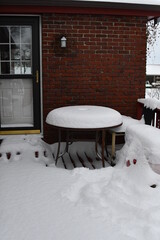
[108,115,142,159]
[109,106,156,159]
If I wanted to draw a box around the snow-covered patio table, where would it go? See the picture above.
[46,105,122,167]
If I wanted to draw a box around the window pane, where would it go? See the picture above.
[10,27,20,44]
[11,44,20,60]
[0,27,9,43]
[1,62,10,74]
[11,61,21,74]
[0,26,32,75]
[0,78,33,127]
[21,44,31,60]
[21,61,31,74]
[21,27,31,43]
[0,44,9,60]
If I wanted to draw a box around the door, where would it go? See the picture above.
[0,16,41,134]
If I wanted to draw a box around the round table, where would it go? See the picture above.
[46,105,122,167]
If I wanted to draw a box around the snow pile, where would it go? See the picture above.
[0,135,53,165]
[138,98,160,110]
[1,134,160,240]
[46,105,122,129]
[122,124,160,164]
[62,138,160,239]
[110,115,144,132]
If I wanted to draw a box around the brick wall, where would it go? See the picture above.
[42,13,147,143]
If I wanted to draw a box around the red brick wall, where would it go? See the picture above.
[42,13,147,143]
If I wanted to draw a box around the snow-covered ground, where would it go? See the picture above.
[145,88,160,100]
[0,128,160,240]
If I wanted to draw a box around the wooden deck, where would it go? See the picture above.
[54,152,111,170]
[51,141,120,170]
[54,148,160,175]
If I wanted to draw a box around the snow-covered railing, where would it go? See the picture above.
[137,98,160,129]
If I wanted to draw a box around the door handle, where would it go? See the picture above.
[36,70,39,84]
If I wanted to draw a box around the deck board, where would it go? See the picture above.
[56,151,110,170]
[69,153,77,168]
[51,141,123,170]
[61,156,67,169]
[85,153,96,169]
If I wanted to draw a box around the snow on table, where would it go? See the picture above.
[46,105,122,129]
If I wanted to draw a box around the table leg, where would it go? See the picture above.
[55,128,61,165]
[102,129,105,168]
[95,130,106,167]
[95,131,101,160]
[111,132,116,159]
[55,129,70,165]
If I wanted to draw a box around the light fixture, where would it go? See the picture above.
[61,36,67,48]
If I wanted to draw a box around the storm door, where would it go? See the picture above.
[0,16,41,134]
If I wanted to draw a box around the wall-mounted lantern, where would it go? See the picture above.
[61,36,67,48]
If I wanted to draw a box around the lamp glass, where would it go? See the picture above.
[61,36,67,48]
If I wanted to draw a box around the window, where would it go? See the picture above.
[0,26,32,75]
